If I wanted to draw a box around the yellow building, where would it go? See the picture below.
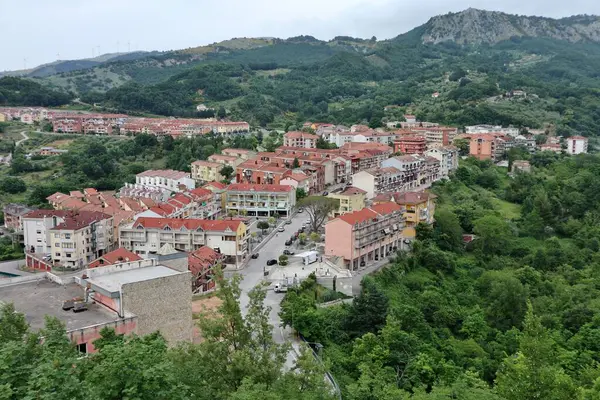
[0,113,6,122]
[373,191,436,238]
[191,160,223,183]
[327,186,367,218]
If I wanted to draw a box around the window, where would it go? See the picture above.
[55,243,60,247]
[54,233,59,238]
[64,234,71,239]
[77,342,87,354]
[36,230,41,234]
[66,253,72,258]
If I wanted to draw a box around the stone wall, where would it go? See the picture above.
[121,271,193,344]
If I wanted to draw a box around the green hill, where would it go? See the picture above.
[4,9,600,136]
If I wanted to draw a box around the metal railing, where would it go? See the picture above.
[299,334,342,400]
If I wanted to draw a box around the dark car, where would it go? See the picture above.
[251,253,259,259]
[360,260,366,267]
[266,259,278,266]
[285,239,293,246]
[283,249,295,255]
[72,302,88,313]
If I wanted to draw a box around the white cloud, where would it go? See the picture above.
[1,0,599,71]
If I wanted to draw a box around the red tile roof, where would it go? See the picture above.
[386,191,437,205]
[370,202,403,215]
[338,208,378,225]
[132,217,242,232]
[46,192,68,203]
[203,181,227,190]
[188,246,223,276]
[89,248,142,268]
[340,186,367,195]
[227,183,293,192]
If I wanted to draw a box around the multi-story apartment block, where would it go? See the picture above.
[3,203,35,232]
[191,160,224,183]
[224,183,296,218]
[566,136,588,155]
[23,210,114,270]
[327,187,367,218]
[207,154,243,168]
[351,167,403,199]
[394,135,427,154]
[465,125,520,136]
[325,202,406,270]
[381,155,425,190]
[236,159,292,185]
[136,169,195,192]
[221,148,257,160]
[426,146,459,179]
[540,143,562,153]
[119,218,248,267]
[283,131,319,148]
[468,134,505,161]
[280,173,311,194]
[374,191,436,239]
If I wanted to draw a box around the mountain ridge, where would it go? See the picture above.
[420,8,600,44]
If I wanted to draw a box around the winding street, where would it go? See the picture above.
[15,131,29,146]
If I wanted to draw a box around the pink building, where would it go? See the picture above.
[283,131,319,148]
[325,202,405,270]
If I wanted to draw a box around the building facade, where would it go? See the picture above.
[224,183,296,218]
[283,131,319,148]
[373,191,436,239]
[566,136,588,155]
[136,170,195,192]
[119,218,248,267]
[325,202,406,270]
[425,146,458,179]
[191,160,224,183]
[327,187,367,218]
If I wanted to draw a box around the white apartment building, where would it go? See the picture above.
[426,146,459,179]
[23,210,114,269]
[351,167,403,200]
[135,170,196,192]
[119,218,248,267]
[566,136,588,155]
[465,125,520,137]
[224,183,296,218]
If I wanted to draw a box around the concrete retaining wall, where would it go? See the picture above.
[317,276,353,297]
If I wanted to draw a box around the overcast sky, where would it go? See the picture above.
[1,0,599,71]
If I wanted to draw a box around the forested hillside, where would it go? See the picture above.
[4,9,600,137]
[282,152,600,399]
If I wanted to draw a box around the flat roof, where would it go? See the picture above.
[0,280,117,331]
[86,266,181,294]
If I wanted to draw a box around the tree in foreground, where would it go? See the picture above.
[299,196,339,233]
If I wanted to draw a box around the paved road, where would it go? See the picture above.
[15,131,29,146]
[226,212,308,368]
[0,259,31,276]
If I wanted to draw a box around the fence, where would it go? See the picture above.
[299,334,342,400]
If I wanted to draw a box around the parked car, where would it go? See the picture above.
[322,191,329,196]
[62,299,78,311]
[285,219,292,225]
[298,208,304,213]
[72,302,88,313]
[285,239,293,246]
[251,253,259,259]
[283,249,295,255]
[277,226,285,232]
[266,259,278,266]
[360,260,366,267]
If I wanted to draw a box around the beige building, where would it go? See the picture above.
[327,186,367,218]
[221,148,257,160]
[191,160,224,183]
[49,213,115,269]
[224,183,296,218]
[119,217,248,267]
[207,154,244,168]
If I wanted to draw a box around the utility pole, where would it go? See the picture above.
[23,58,27,70]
